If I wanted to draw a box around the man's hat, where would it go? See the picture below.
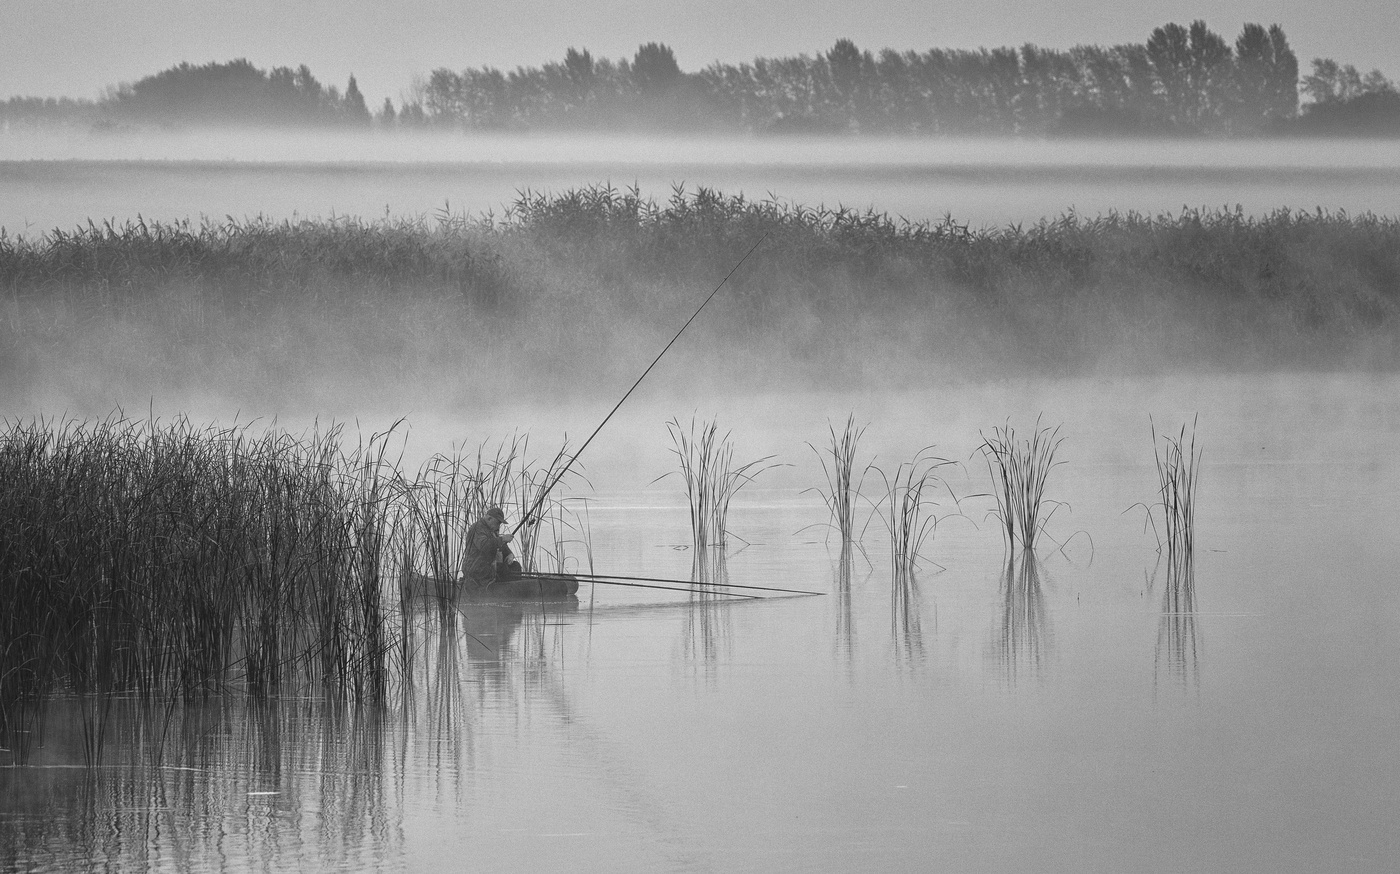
[486,506,506,522]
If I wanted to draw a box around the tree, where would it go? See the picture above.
[1265,25,1299,121]
[1147,23,1192,127]
[377,97,396,129]
[632,43,681,92]
[343,75,371,126]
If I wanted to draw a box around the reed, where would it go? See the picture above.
[869,448,955,577]
[662,417,777,553]
[0,415,596,763]
[979,418,1066,553]
[806,415,870,546]
[1150,415,1202,580]
[6,193,1398,412]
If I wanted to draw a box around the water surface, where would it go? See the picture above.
[3,373,1397,872]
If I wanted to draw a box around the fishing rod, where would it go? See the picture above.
[510,233,768,537]
[530,573,759,599]
[565,571,824,597]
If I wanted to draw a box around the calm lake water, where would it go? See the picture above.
[2,132,1400,234]
[3,373,1398,872]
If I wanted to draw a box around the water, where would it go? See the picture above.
[3,133,1400,235]
[3,373,1398,872]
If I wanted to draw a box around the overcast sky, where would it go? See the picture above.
[4,1,1396,104]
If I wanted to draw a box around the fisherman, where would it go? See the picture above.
[462,506,524,590]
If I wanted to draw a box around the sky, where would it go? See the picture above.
[3,0,1398,106]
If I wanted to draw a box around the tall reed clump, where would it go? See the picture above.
[662,417,777,555]
[979,418,1066,554]
[394,436,526,599]
[1150,416,1202,580]
[870,448,956,578]
[0,415,404,761]
[806,415,869,548]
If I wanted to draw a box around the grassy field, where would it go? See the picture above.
[2,184,1397,415]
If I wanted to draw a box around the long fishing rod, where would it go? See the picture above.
[565,571,824,597]
[510,232,768,536]
[530,573,759,599]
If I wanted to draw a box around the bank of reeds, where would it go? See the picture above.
[0,416,583,763]
[980,418,1066,553]
[4,189,1398,406]
[662,417,777,553]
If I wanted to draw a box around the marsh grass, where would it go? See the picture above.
[5,190,1398,415]
[1150,416,1202,581]
[869,448,957,577]
[979,418,1067,554]
[805,415,870,548]
[662,417,778,553]
[0,415,585,765]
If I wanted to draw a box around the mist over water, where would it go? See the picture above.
[4,132,1400,235]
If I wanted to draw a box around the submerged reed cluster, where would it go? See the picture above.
[979,418,1066,554]
[807,415,869,546]
[1150,416,1202,579]
[663,416,776,553]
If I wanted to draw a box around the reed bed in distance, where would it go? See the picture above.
[979,418,1067,553]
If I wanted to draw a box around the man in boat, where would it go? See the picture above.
[462,506,523,590]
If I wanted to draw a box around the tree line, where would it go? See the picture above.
[2,22,1398,137]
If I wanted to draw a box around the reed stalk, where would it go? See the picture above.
[979,418,1066,553]
[1151,415,1202,581]
[662,417,777,553]
[870,448,955,576]
[806,415,870,546]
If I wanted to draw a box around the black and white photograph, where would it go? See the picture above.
[2,2,1398,870]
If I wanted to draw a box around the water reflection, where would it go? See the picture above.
[834,543,857,670]
[990,555,1053,684]
[0,593,588,872]
[892,558,926,668]
[685,548,733,674]
[0,697,402,872]
[1153,559,1202,693]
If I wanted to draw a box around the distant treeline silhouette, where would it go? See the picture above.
[1,59,371,131]
[2,22,1398,137]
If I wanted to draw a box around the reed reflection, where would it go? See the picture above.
[990,555,1052,684]
[834,542,857,668]
[685,547,733,673]
[0,696,402,873]
[891,558,927,668]
[1153,560,1201,693]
